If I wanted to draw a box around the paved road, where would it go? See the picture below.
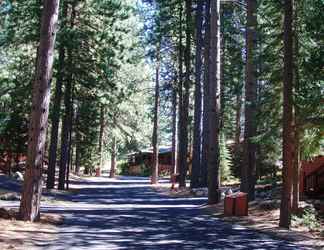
[1,176,311,249]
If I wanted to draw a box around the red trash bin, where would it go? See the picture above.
[224,195,236,216]
[95,168,101,177]
[224,192,248,216]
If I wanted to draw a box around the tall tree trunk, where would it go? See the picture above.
[151,46,160,185]
[178,0,192,188]
[190,0,203,189]
[98,104,105,171]
[19,0,60,222]
[241,0,258,201]
[110,137,116,178]
[58,2,75,190]
[292,1,299,213]
[207,0,221,204]
[280,0,294,229]
[292,127,300,211]
[46,0,67,190]
[46,46,64,189]
[235,93,242,146]
[171,84,178,175]
[75,140,81,176]
[219,31,225,130]
[200,0,210,188]
[74,109,81,176]
[177,1,184,177]
[65,95,74,190]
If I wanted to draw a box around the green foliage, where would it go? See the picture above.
[292,207,321,232]
[219,134,233,182]
[0,0,322,182]
[117,160,129,175]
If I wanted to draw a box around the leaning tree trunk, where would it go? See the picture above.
[151,46,160,185]
[280,0,294,229]
[200,0,211,188]
[178,0,192,188]
[190,0,203,189]
[110,137,116,178]
[207,0,221,205]
[19,0,60,222]
[58,3,75,190]
[241,0,258,201]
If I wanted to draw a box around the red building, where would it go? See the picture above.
[300,155,324,198]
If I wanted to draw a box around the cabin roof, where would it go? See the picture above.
[128,146,172,156]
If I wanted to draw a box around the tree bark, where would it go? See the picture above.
[171,84,178,175]
[65,94,74,190]
[58,2,75,190]
[177,1,184,179]
[46,44,64,190]
[207,0,221,204]
[74,109,81,176]
[200,0,210,188]
[151,46,160,185]
[280,0,294,229]
[292,1,299,213]
[178,0,192,188]
[190,0,203,189]
[110,137,116,178]
[98,104,105,171]
[75,140,81,176]
[46,0,68,190]
[241,0,258,201]
[235,93,242,146]
[19,0,60,222]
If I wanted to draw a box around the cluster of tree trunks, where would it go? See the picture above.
[172,0,221,203]
[20,0,302,225]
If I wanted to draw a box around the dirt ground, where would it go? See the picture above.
[0,213,63,250]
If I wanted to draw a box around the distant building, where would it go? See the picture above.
[300,155,324,198]
[127,147,172,176]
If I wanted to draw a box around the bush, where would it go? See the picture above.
[117,160,129,175]
[292,207,321,232]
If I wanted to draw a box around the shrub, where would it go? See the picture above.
[117,160,129,175]
[292,207,321,232]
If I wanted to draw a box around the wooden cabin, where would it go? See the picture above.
[300,155,324,198]
[127,147,173,176]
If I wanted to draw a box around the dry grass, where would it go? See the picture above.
[0,212,62,250]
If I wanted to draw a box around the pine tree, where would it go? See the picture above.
[280,0,294,229]
[19,0,60,222]
[191,0,204,189]
[207,0,221,204]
